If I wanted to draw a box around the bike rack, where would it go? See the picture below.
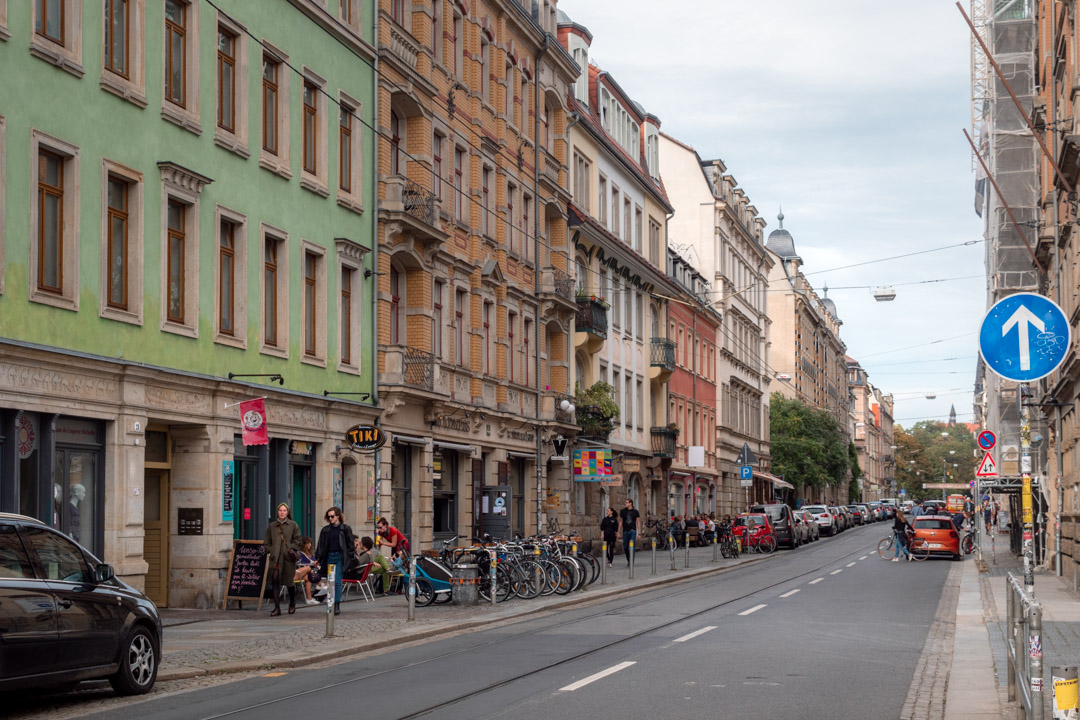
[1006,572,1044,720]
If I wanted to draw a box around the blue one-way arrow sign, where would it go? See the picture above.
[979,293,1070,382]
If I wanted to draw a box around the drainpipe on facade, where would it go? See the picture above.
[534,34,550,536]
[371,7,382,533]
[1050,9,1064,577]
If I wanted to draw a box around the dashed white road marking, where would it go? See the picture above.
[809,578,824,585]
[738,604,767,616]
[674,626,717,643]
[779,589,800,598]
[559,661,637,692]
[830,569,843,575]
[859,555,869,560]
[846,562,856,567]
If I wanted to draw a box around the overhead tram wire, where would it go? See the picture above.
[205,0,633,295]
[862,356,976,368]
[208,1,988,305]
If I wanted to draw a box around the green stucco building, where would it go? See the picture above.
[0,0,378,607]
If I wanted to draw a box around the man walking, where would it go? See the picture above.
[620,498,641,566]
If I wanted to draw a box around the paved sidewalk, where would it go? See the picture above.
[157,542,767,681]
[981,533,1080,718]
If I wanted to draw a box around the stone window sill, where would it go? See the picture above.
[300,174,330,198]
[259,154,292,180]
[29,42,84,78]
[214,130,251,159]
[101,305,143,326]
[161,102,202,136]
[101,72,148,109]
[162,320,198,339]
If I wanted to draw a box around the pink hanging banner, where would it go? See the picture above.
[238,398,269,446]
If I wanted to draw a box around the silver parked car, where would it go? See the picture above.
[795,509,820,542]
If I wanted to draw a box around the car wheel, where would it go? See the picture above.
[109,625,159,696]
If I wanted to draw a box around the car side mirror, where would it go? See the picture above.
[93,563,115,584]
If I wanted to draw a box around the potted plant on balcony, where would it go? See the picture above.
[666,422,680,436]
[575,382,619,440]
[575,289,610,309]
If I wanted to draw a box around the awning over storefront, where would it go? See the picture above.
[754,471,794,490]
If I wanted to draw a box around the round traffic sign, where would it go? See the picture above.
[979,293,1070,382]
[978,430,996,450]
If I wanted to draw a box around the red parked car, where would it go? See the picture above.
[731,513,775,546]
[912,515,962,560]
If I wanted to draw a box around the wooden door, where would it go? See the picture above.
[143,468,170,607]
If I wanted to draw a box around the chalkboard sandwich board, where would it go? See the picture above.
[223,539,270,610]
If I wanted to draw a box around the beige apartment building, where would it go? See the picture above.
[659,134,777,513]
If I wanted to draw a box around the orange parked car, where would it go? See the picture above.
[911,515,962,560]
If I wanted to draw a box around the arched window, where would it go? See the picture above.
[390,111,401,176]
[389,264,402,344]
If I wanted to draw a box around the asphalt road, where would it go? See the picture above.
[25,524,956,720]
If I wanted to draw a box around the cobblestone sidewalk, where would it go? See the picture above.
[901,561,961,720]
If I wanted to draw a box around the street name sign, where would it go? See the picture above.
[922,483,972,490]
[979,293,1070,382]
[976,452,998,477]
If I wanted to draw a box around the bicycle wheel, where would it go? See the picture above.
[760,535,777,554]
[909,538,930,562]
[579,552,600,585]
[514,561,544,599]
[878,536,895,560]
[554,559,578,595]
[413,577,435,607]
[539,560,561,596]
[962,534,975,555]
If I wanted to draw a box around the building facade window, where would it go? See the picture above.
[301,246,326,362]
[455,289,466,365]
[390,111,401,176]
[481,167,491,237]
[37,151,64,296]
[261,227,288,355]
[31,0,83,77]
[164,0,186,106]
[165,200,185,324]
[216,26,235,132]
[31,133,80,311]
[523,318,531,386]
[104,0,129,77]
[389,265,402,344]
[392,0,405,25]
[432,132,443,201]
[508,311,516,382]
[303,81,318,175]
[483,300,492,375]
[573,152,590,212]
[106,177,128,309]
[481,39,490,104]
[341,268,353,364]
[597,175,606,224]
[507,182,516,253]
[452,9,462,79]
[218,219,235,336]
[339,104,352,192]
[262,56,279,154]
[433,279,444,358]
[454,147,465,222]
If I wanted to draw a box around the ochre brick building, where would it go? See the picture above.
[374,0,579,548]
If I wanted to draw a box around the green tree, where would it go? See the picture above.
[770,393,851,500]
[893,423,977,501]
[847,442,862,502]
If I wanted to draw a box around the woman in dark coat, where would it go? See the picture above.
[600,507,619,566]
[264,502,302,616]
[315,506,356,615]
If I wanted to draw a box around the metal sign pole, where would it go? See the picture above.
[628,539,635,579]
[1022,387,1035,595]
[601,541,608,585]
[684,532,690,568]
[407,555,416,622]
[325,563,336,637]
[489,547,497,606]
[651,538,656,575]
[669,534,676,571]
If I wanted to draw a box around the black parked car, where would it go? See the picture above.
[0,512,162,695]
[751,503,799,549]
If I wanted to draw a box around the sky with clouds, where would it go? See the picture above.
[560,0,987,429]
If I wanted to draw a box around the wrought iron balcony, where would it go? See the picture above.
[403,346,435,391]
[650,426,678,459]
[650,338,676,372]
[552,268,574,304]
[401,175,436,227]
[575,295,608,340]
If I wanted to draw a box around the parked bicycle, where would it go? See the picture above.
[877,530,930,562]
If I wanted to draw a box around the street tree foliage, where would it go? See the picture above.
[770,393,851,493]
[893,421,978,501]
[847,442,862,503]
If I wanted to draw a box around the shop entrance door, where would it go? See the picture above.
[143,468,170,607]
[291,465,312,538]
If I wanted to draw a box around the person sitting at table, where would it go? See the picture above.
[294,536,321,605]
[349,536,392,592]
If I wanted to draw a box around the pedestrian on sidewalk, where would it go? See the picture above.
[600,507,619,566]
[265,502,302,616]
[892,509,913,562]
[619,499,640,566]
[316,506,356,615]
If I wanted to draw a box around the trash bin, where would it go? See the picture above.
[451,563,479,606]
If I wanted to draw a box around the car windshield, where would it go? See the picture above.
[915,519,954,530]
[733,515,767,527]
[805,506,826,513]
[756,506,784,520]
